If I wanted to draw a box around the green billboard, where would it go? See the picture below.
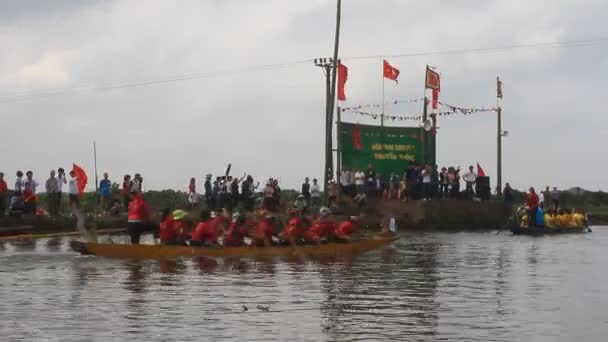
[338,122,435,179]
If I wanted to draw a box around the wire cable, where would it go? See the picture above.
[1,37,607,103]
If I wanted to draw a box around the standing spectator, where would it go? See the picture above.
[340,170,351,196]
[132,173,143,192]
[301,178,311,207]
[399,172,408,201]
[68,170,80,209]
[23,171,38,214]
[452,167,461,198]
[328,180,338,207]
[389,173,399,199]
[354,170,365,195]
[231,176,241,209]
[421,165,432,201]
[551,187,560,210]
[462,166,477,199]
[263,180,276,211]
[407,165,420,200]
[272,179,281,210]
[187,177,199,210]
[241,175,255,212]
[0,172,7,216]
[310,178,321,208]
[542,186,551,209]
[431,165,439,199]
[527,187,539,227]
[45,170,59,216]
[439,167,448,199]
[14,170,24,196]
[56,168,67,213]
[204,174,213,210]
[365,164,376,195]
[122,175,132,209]
[99,173,112,212]
[375,173,383,197]
[503,183,513,203]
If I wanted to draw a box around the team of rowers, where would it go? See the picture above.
[519,208,588,229]
[127,188,360,247]
[161,208,359,247]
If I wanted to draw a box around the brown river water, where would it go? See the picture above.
[1,229,607,341]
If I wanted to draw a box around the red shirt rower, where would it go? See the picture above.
[191,210,218,246]
[335,217,359,239]
[252,216,277,247]
[281,210,307,244]
[224,216,249,247]
[160,209,188,245]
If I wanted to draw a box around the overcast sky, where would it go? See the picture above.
[0,0,606,192]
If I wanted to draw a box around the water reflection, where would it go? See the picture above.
[1,231,607,341]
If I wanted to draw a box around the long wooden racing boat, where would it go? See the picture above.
[511,226,591,236]
[69,234,398,259]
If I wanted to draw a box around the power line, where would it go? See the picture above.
[1,37,607,103]
[344,37,608,61]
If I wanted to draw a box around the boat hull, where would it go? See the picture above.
[70,235,398,259]
[511,226,591,236]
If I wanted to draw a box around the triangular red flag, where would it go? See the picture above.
[383,60,400,83]
[337,63,348,101]
[477,163,486,177]
[72,163,88,198]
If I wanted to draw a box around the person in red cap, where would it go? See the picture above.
[280,209,307,245]
[334,216,359,241]
[305,207,336,244]
[223,212,250,247]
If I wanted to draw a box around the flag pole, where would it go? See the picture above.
[93,141,99,192]
[496,76,503,196]
[381,69,385,127]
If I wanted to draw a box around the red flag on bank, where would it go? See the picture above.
[72,163,88,198]
[383,60,400,83]
[477,162,486,177]
[337,63,348,101]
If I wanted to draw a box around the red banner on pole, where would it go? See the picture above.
[337,63,348,101]
[425,66,440,90]
[431,89,439,110]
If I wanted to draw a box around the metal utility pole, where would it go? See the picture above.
[496,76,504,196]
[314,0,341,203]
[314,58,334,201]
[421,97,428,165]
[497,106,502,196]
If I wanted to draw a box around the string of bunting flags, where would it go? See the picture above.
[341,102,497,121]
[340,97,424,112]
